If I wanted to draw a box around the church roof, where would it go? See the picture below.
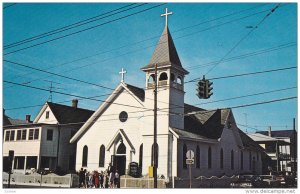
[239,130,265,151]
[126,84,145,102]
[47,102,94,125]
[171,128,217,143]
[184,109,230,139]
[141,26,188,74]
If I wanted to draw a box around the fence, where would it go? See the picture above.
[2,172,79,188]
[120,175,167,188]
[174,175,238,188]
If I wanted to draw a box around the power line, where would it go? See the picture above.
[4,3,145,49]
[4,80,154,111]
[204,3,282,75]
[186,66,296,83]
[6,41,296,90]
[186,42,296,70]
[196,86,297,106]
[3,3,17,9]
[4,3,166,56]
[5,5,276,85]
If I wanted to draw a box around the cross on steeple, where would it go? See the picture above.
[161,8,173,27]
[119,68,127,83]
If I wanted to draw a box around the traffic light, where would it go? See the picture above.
[196,79,206,99]
[205,80,213,99]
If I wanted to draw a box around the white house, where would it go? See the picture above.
[70,16,263,178]
[3,100,94,174]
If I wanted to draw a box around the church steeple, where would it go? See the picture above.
[141,26,188,74]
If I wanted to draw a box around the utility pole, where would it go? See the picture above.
[153,63,158,188]
[292,118,296,176]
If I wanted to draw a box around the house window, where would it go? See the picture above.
[241,151,244,170]
[99,145,105,167]
[183,144,187,169]
[14,156,25,169]
[139,144,143,174]
[29,129,34,140]
[34,128,39,140]
[16,130,27,141]
[46,111,50,119]
[151,143,159,168]
[22,129,27,140]
[17,130,22,140]
[231,150,234,170]
[208,147,212,169]
[47,129,53,141]
[26,156,37,169]
[10,130,15,141]
[220,148,224,169]
[5,131,10,141]
[82,145,88,167]
[196,145,200,168]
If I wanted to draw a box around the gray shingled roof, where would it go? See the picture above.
[184,109,230,139]
[141,26,188,73]
[171,128,216,142]
[126,84,145,102]
[47,102,94,125]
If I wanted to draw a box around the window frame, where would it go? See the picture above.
[46,129,53,141]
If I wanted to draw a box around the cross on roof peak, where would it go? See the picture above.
[119,68,127,83]
[161,8,173,27]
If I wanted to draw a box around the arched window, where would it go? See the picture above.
[171,73,176,82]
[148,74,155,83]
[82,145,88,167]
[117,142,126,154]
[151,143,159,167]
[177,76,182,85]
[139,144,143,174]
[99,145,105,167]
[159,72,168,81]
[220,148,224,169]
[231,150,234,170]
[208,147,212,169]
[196,145,200,168]
[241,151,244,170]
[183,144,187,169]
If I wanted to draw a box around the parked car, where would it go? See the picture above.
[230,175,267,188]
[260,175,281,188]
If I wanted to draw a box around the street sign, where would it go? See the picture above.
[186,159,194,165]
[186,150,194,159]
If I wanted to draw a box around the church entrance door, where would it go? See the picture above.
[115,155,126,175]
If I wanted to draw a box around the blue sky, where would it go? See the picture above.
[3,2,297,133]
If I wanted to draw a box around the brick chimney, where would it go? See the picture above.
[72,99,78,108]
[268,126,272,137]
[26,115,31,123]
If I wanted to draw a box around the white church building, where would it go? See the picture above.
[70,9,263,179]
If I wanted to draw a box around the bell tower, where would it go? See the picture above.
[141,9,189,133]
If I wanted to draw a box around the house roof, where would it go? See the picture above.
[3,113,27,127]
[184,109,230,139]
[247,133,290,145]
[257,130,296,138]
[47,102,94,124]
[239,130,265,151]
[141,26,188,74]
[126,83,145,102]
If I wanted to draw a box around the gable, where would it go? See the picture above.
[70,83,145,143]
[34,104,58,124]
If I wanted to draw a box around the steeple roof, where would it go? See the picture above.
[141,26,188,74]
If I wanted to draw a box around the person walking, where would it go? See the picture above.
[109,170,115,188]
[78,168,85,188]
[99,171,104,188]
[94,171,99,188]
[114,170,120,188]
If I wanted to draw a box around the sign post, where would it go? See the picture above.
[186,150,194,188]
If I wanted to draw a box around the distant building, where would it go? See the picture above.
[3,100,94,174]
[256,129,297,174]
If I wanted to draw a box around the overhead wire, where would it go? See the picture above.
[4,3,146,49]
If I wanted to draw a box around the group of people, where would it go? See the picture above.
[78,166,120,188]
